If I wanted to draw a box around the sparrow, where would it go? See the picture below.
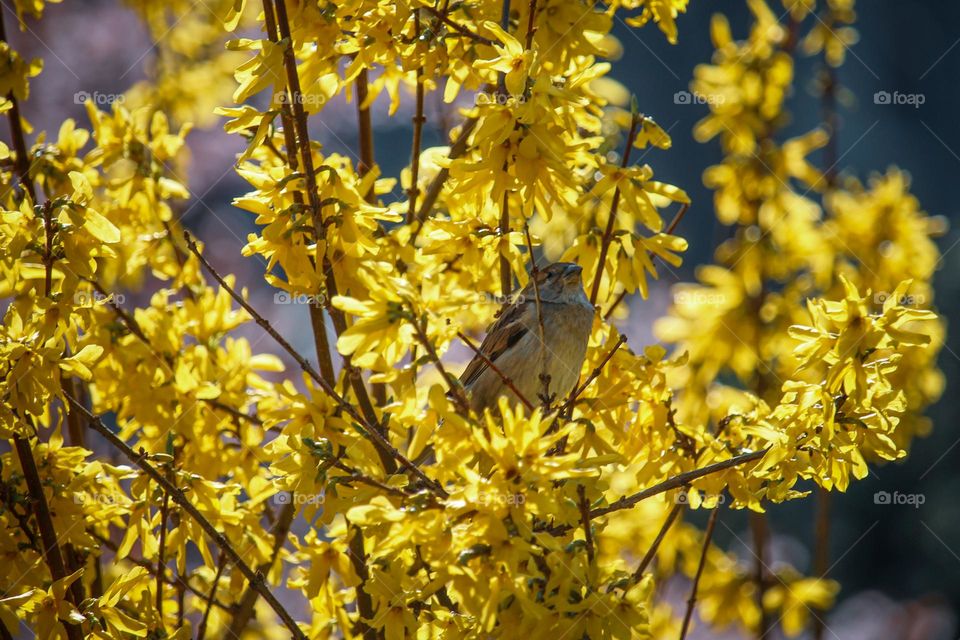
[460,262,595,412]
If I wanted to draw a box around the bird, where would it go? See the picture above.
[459,262,595,413]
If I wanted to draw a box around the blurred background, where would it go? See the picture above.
[8,1,960,637]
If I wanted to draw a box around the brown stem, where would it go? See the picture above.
[346,523,378,639]
[68,397,308,639]
[631,503,683,582]
[196,552,228,640]
[271,0,381,439]
[679,509,719,640]
[262,0,338,388]
[577,485,595,563]
[421,5,495,45]
[603,202,689,319]
[409,315,470,414]
[13,433,84,640]
[456,331,533,411]
[559,334,627,415]
[183,232,443,495]
[407,10,425,225]
[590,113,641,304]
[498,187,512,296]
[541,448,766,535]
[355,67,376,200]
[413,116,478,229]
[522,223,550,407]
[812,487,831,640]
[750,512,771,637]
[226,500,296,638]
[93,532,232,613]
[156,474,171,629]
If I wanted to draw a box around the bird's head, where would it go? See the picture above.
[529,262,587,303]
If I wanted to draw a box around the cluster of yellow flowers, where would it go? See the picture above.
[0,0,943,638]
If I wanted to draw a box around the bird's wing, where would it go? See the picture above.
[459,298,534,388]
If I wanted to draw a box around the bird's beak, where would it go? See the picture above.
[563,264,583,282]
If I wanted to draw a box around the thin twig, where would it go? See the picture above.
[68,397,308,640]
[413,116,478,231]
[559,334,627,414]
[226,500,296,637]
[182,232,443,495]
[93,532,233,613]
[421,5,495,45]
[679,509,719,640]
[271,0,382,440]
[262,0,338,388]
[540,449,766,536]
[409,315,470,414]
[407,10,426,225]
[590,113,642,304]
[456,330,534,411]
[13,432,84,640]
[196,552,228,640]
[631,503,683,582]
[578,485,595,563]
[523,223,550,408]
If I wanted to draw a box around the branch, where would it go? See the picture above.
[559,334,627,414]
[539,449,766,535]
[523,223,550,408]
[631,503,683,582]
[590,112,642,304]
[67,397,308,640]
[261,0,338,388]
[421,5,495,46]
[577,485,595,563]
[409,314,470,414]
[456,330,533,411]
[182,232,445,496]
[602,201,689,320]
[413,116,478,230]
[225,500,296,638]
[13,433,84,640]
[407,10,426,225]
[679,509,719,640]
[196,552,228,640]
